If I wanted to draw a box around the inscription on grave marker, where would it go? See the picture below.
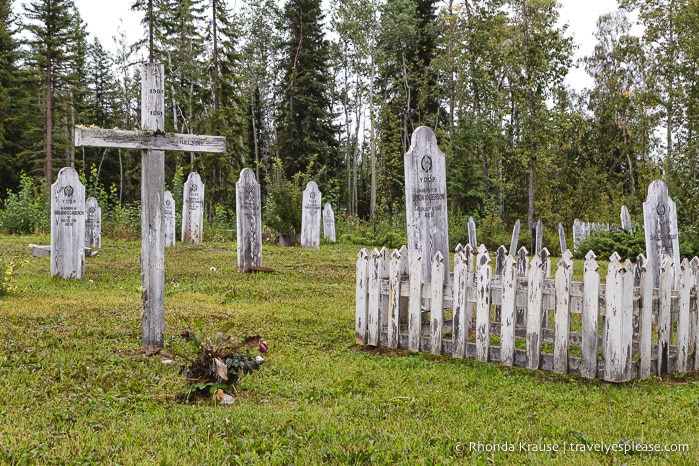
[182,172,205,245]
[643,180,680,287]
[51,167,86,279]
[164,190,176,247]
[301,181,322,249]
[85,197,101,248]
[323,203,336,242]
[405,127,450,283]
[236,168,262,272]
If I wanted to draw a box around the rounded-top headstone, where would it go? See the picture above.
[182,172,205,245]
[51,167,86,279]
[301,181,322,250]
[85,196,101,249]
[643,180,680,287]
[404,126,450,283]
[236,168,262,272]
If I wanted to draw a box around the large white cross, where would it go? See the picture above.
[74,63,226,354]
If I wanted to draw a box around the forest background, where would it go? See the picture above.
[1,0,699,252]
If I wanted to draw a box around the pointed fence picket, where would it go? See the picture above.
[355,244,699,382]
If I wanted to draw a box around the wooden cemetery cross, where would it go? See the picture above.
[74,63,226,354]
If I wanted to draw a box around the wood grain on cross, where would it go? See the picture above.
[74,63,226,354]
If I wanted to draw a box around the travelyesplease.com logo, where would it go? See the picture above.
[454,441,689,455]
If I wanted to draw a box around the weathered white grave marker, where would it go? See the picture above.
[558,223,567,254]
[531,219,543,255]
[181,172,205,245]
[236,168,262,272]
[51,167,86,279]
[643,180,680,287]
[620,205,633,233]
[163,190,176,247]
[74,63,225,353]
[85,196,101,249]
[301,181,322,249]
[404,126,450,282]
[323,203,336,242]
[509,219,521,257]
[468,216,477,249]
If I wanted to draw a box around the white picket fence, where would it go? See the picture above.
[355,244,699,382]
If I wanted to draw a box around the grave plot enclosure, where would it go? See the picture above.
[355,245,699,382]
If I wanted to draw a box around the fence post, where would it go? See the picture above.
[581,251,599,378]
[387,249,404,349]
[430,251,445,355]
[452,250,469,358]
[554,251,573,374]
[355,249,369,345]
[475,246,491,362]
[621,258,633,380]
[516,247,529,326]
[367,248,388,346]
[603,252,633,382]
[676,258,694,373]
[494,245,507,322]
[526,250,545,370]
[500,254,517,366]
[637,254,653,378]
[658,255,674,376]
[408,250,423,352]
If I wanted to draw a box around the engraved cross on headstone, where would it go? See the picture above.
[74,63,226,353]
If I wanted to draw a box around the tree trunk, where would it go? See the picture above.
[212,0,220,113]
[45,56,53,190]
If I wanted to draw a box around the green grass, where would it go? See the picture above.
[1,235,698,465]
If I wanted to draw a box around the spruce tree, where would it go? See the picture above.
[22,0,84,188]
[276,0,338,183]
[0,0,21,194]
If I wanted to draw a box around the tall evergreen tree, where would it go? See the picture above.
[200,0,249,213]
[375,0,440,209]
[241,0,284,183]
[506,0,572,227]
[276,0,338,183]
[0,0,21,195]
[23,0,84,188]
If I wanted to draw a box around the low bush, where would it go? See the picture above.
[0,174,48,234]
[573,229,646,261]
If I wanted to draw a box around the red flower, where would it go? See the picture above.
[259,340,269,353]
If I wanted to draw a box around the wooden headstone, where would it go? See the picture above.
[404,126,450,283]
[323,203,336,242]
[468,216,477,249]
[51,167,86,279]
[73,63,226,353]
[301,181,322,249]
[620,205,633,233]
[572,218,584,252]
[182,172,205,245]
[643,180,680,287]
[509,219,521,257]
[163,190,176,247]
[531,219,543,255]
[236,168,262,272]
[558,223,567,254]
[85,196,101,249]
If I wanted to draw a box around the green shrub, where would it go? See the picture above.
[102,202,141,240]
[263,158,303,236]
[0,174,47,234]
[336,204,407,249]
[573,229,646,261]
[679,227,699,258]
